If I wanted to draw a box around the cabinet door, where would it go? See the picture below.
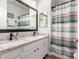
[1,48,21,59]
[36,41,44,59]
[43,38,48,56]
[23,48,36,59]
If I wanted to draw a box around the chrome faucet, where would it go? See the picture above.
[10,33,14,40]
[33,32,36,36]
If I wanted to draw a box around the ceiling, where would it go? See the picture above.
[24,0,71,8]
[33,0,71,7]
[8,0,29,10]
[51,0,71,7]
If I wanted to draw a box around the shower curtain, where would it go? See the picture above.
[51,0,77,58]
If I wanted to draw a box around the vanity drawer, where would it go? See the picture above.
[23,39,43,53]
[1,48,21,59]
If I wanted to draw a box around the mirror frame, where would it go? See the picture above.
[0,0,38,33]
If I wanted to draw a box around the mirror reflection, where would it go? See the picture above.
[7,0,37,29]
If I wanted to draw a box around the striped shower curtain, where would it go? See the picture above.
[51,0,77,58]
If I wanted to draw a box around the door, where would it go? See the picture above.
[23,48,36,59]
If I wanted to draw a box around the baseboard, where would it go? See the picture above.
[48,52,74,59]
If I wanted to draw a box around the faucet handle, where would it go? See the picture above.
[15,32,20,40]
[10,33,14,40]
[14,32,18,39]
[10,33,14,36]
[33,32,36,36]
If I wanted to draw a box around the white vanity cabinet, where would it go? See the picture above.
[22,48,36,59]
[0,36,49,59]
[36,38,49,59]
[1,48,21,59]
[22,38,45,59]
[35,40,44,59]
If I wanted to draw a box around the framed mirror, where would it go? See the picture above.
[39,13,48,28]
[0,0,38,33]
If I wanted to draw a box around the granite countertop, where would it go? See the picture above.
[0,35,48,54]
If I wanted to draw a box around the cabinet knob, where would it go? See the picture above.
[34,50,36,52]
[37,48,39,50]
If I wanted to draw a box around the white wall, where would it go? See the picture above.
[37,0,51,34]
[21,0,36,9]
[0,0,7,29]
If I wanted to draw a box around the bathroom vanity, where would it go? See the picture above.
[0,0,49,59]
[0,35,49,59]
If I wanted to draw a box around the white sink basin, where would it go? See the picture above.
[0,40,17,45]
[0,36,42,45]
[0,35,47,50]
[0,39,24,49]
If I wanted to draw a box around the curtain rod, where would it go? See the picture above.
[51,0,76,9]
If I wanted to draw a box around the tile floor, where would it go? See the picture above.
[43,55,62,59]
